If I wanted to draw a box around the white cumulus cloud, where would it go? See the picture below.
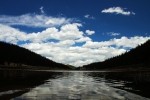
[0,23,149,67]
[101,7,135,16]
[86,30,95,35]
[0,14,72,27]
[0,24,26,44]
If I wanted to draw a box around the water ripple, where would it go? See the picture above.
[13,72,150,100]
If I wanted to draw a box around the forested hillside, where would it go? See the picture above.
[82,40,150,70]
[0,41,70,70]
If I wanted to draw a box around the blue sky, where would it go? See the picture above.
[0,0,150,66]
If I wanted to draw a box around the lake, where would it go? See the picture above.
[0,70,150,100]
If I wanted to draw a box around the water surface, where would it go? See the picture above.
[9,71,150,100]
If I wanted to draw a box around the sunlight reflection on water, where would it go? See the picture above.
[13,71,150,100]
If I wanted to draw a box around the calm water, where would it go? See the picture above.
[1,71,147,100]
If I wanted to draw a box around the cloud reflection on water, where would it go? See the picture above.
[13,72,150,100]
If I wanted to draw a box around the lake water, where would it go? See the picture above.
[0,70,150,100]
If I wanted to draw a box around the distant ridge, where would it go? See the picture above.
[82,40,150,70]
[0,41,70,70]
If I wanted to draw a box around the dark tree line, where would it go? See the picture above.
[0,41,70,70]
[82,40,150,70]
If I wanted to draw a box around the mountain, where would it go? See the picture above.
[82,40,150,70]
[0,41,71,70]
